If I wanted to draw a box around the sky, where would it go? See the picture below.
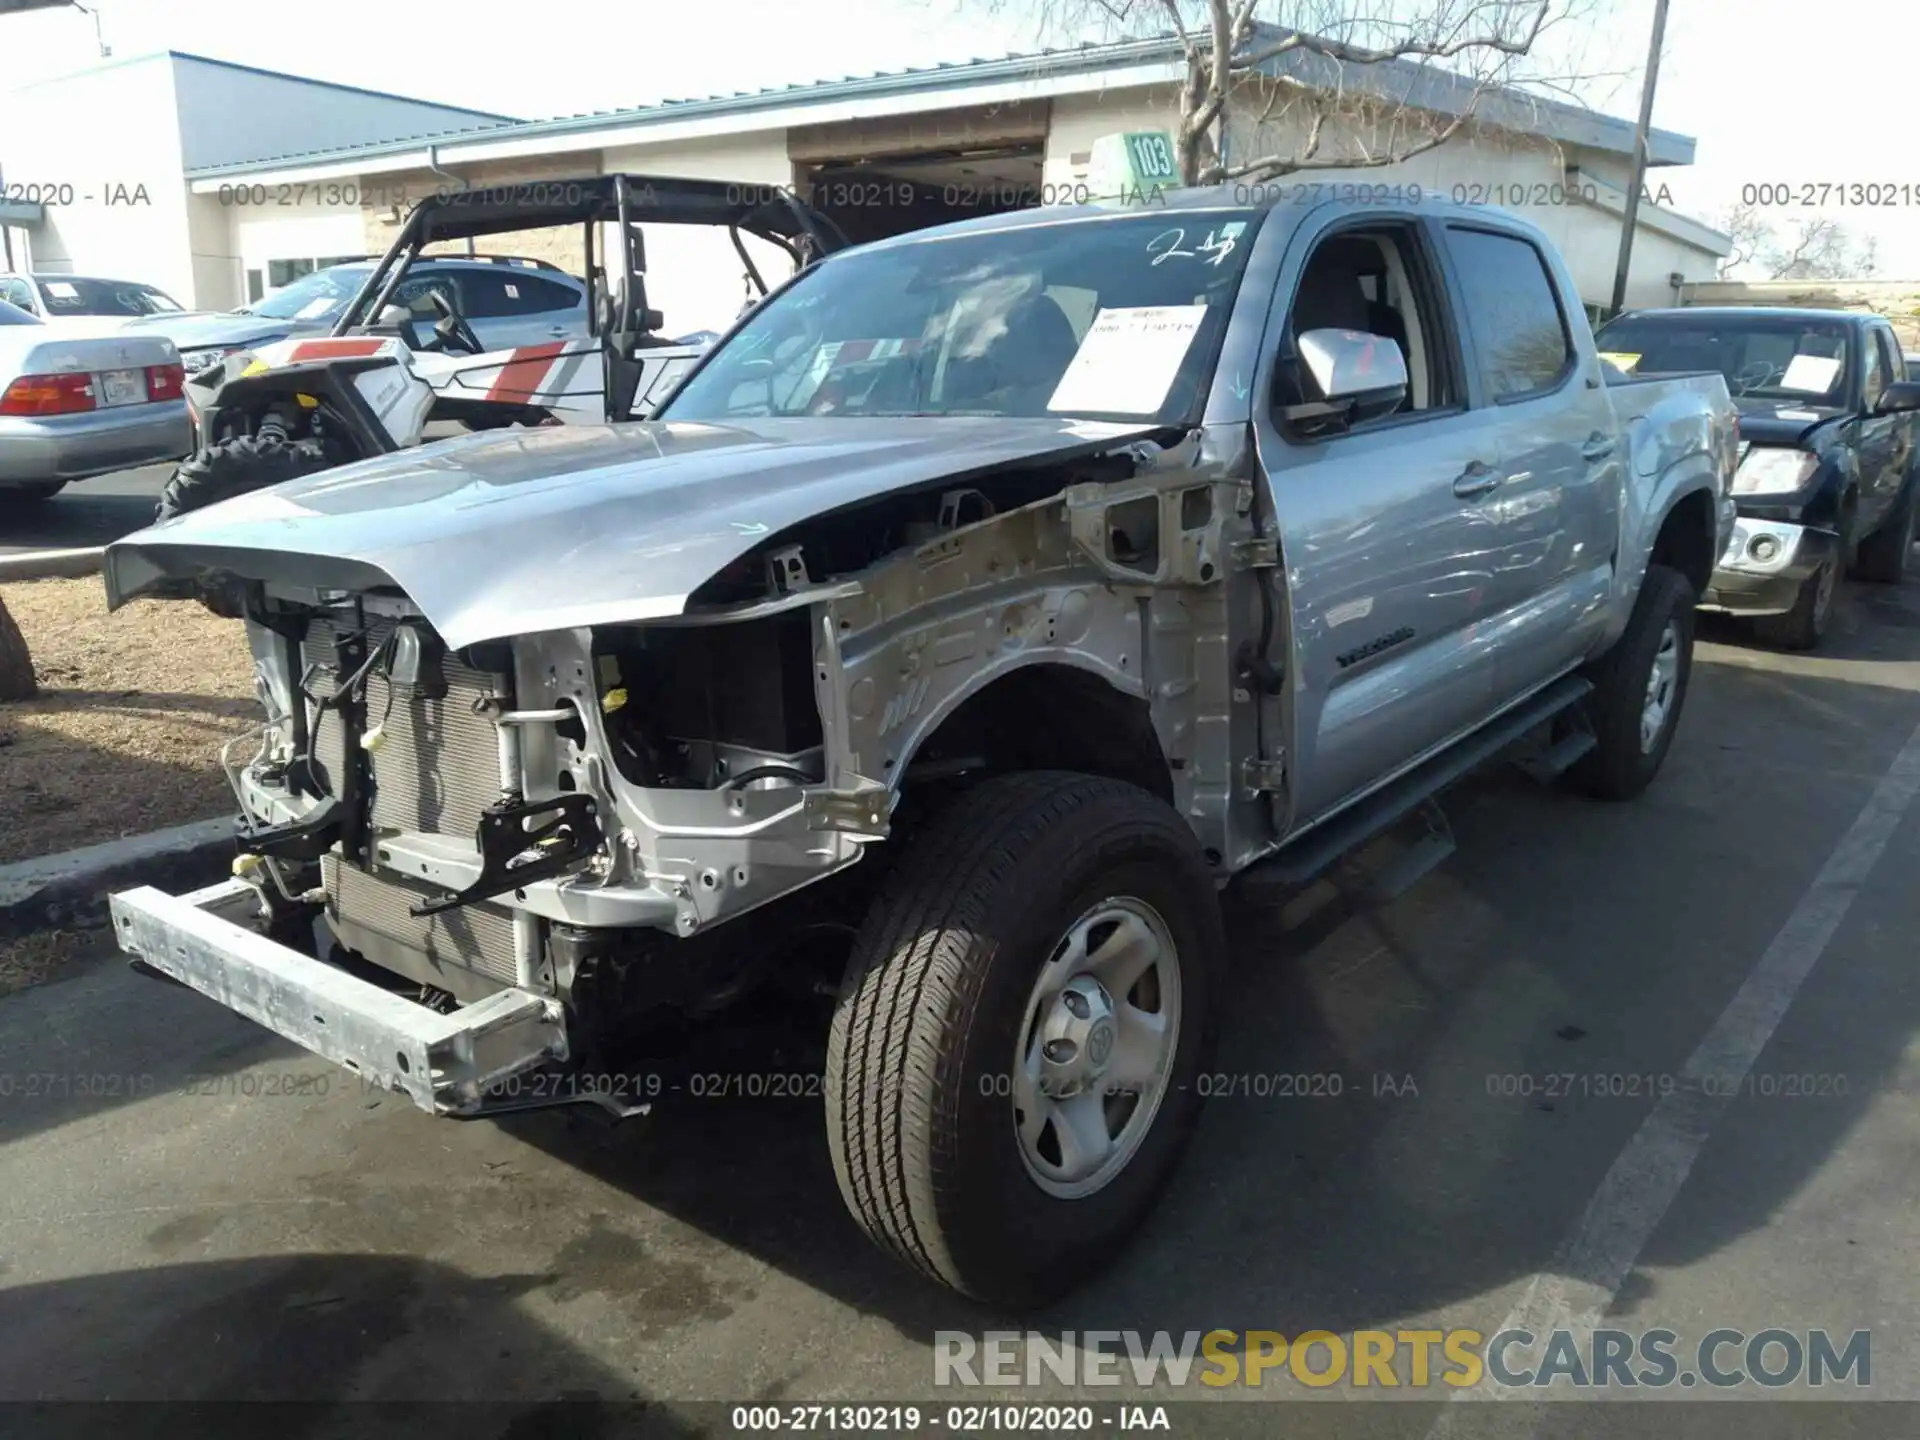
[4,0,1917,277]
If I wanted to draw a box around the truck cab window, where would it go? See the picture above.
[1445,226,1573,400]
[1863,329,1886,410]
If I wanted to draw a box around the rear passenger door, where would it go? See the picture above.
[1254,213,1507,824]
[1437,223,1622,699]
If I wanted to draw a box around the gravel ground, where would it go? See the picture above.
[0,577,256,864]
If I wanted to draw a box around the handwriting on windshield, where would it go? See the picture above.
[1147,225,1243,267]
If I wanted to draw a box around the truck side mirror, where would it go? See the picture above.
[1874,379,1920,416]
[1279,328,1409,429]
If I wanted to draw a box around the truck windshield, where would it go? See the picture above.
[248,267,370,321]
[659,210,1262,424]
[1595,314,1854,405]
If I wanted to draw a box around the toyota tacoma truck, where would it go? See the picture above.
[101,190,1737,1309]
[1596,305,1920,649]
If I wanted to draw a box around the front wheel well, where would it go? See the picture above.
[1649,487,1718,598]
[897,663,1174,807]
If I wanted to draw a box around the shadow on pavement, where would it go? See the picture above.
[0,1254,703,1420]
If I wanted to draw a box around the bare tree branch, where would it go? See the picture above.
[970,0,1611,187]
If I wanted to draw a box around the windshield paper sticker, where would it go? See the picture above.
[1047,305,1208,415]
[1780,354,1842,393]
[295,297,337,320]
[44,281,77,298]
[1598,351,1640,372]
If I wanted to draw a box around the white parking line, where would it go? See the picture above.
[1427,714,1920,1431]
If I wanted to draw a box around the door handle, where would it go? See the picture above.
[1581,433,1617,463]
[1453,462,1502,499]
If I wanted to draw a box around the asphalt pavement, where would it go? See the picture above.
[0,463,171,555]
[3,578,1920,1437]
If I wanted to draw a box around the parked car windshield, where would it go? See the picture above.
[659,209,1263,424]
[1594,314,1855,405]
[38,277,183,317]
[247,266,371,322]
[0,299,39,326]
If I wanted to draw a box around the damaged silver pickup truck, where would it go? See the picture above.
[102,189,1737,1307]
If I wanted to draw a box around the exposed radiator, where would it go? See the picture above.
[323,856,521,992]
[304,616,506,837]
[301,614,525,995]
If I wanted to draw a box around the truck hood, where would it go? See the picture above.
[116,311,304,352]
[1733,398,1851,448]
[104,416,1161,650]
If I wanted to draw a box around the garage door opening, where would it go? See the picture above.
[797,141,1046,245]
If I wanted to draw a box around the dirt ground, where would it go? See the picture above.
[0,578,257,866]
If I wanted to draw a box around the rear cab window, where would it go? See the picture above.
[1443,226,1574,401]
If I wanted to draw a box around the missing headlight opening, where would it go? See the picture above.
[593,611,825,790]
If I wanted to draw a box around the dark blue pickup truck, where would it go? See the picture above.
[1595,306,1920,648]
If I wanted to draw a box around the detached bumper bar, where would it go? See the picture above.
[110,879,568,1115]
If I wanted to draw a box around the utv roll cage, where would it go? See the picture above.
[330,174,850,412]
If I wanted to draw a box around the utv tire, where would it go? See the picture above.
[157,434,340,522]
[1566,564,1696,802]
[0,481,66,503]
[1852,485,1916,585]
[825,772,1222,1308]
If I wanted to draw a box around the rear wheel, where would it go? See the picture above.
[825,772,1222,1308]
[157,434,343,521]
[1566,564,1696,801]
[1853,485,1916,584]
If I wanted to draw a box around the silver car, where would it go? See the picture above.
[0,299,192,502]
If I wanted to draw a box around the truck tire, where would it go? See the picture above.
[156,434,340,522]
[1754,499,1850,650]
[1852,485,1915,585]
[1566,564,1696,801]
[825,772,1222,1308]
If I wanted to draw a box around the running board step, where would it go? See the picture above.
[1237,674,1593,895]
[1362,800,1455,905]
[1514,727,1597,784]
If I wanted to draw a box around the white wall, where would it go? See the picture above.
[171,56,509,172]
[0,57,198,304]
[1045,88,1719,311]
[601,133,799,337]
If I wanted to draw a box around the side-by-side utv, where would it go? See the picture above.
[159,174,847,519]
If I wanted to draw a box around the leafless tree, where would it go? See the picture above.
[976,0,1618,186]
[1715,202,1770,279]
[1764,217,1881,281]
[0,595,36,702]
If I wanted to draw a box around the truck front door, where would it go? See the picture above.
[1855,325,1911,532]
[1254,214,1506,824]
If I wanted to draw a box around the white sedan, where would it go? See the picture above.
[0,298,191,504]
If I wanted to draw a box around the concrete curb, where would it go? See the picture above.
[0,818,236,941]
[0,546,107,583]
